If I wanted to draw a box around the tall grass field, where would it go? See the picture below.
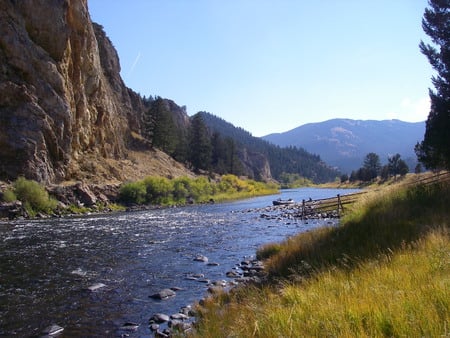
[191,175,450,337]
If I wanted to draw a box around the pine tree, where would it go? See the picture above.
[188,113,212,172]
[147,98,177,155]
[415,0,450,169]
[363,152,381,180]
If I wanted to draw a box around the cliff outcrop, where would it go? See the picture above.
[0,0,274,189]
[0,0,162,184]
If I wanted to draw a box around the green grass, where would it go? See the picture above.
[191,176,450,337]
[2,177,58,217]
[119,174,279,206]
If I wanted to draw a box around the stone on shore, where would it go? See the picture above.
[150,313,170,323]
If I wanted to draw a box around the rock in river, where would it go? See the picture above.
[41,324,64,336]
[150,313,170,324]
[87,283,106,291]
[150,288,176,300]
[193,254,208,262]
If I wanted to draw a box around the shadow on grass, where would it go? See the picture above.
[261,180,450,280]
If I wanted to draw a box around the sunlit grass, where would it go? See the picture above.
[191,176,450,337]
[119,174,279,206]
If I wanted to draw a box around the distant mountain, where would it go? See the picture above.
[263,119,425,174]
[199,112,340,183]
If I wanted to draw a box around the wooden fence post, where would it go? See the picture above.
[337,194,344,217]
[302,199,305,220]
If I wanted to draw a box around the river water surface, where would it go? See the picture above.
[0,188,359,337]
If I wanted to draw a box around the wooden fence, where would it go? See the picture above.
[298,171,450,220]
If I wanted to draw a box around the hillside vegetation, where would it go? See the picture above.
[199,112,339,183]
[192,173,450,337]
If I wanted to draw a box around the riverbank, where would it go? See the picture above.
[0,174,279,220]
[191,173,450,337]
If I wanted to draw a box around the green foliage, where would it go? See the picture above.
[172,177,191,202]
[143,176,173,204]
[415,1,450,170]
[12,177,57,216]
[2,189,17,202]
[388,153,409,177]
[118,174,278,206]
[279,172,312,188]
[142,97,188,162]
[198,112,340,183]
[189,113,212,172]
[119,181,146,204]
[362,152,381,180]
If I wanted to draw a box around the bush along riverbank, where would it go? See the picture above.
[0,174,279,220]
[191,175,450,337]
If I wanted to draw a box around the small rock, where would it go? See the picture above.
[184,276,198,281]
[207,286,224,294]
[226,270,241,278]
[120,322,139,332]
[155,329,169,338]
[207,262,220,266]
[197,278,211,284]
[170,286,184,291]
[41,324,64,336]
[150,313,170,323]
[170,313,189,320]
[212,280,227,287]
[150,288,176,300]
[149,323,160,331]
[193,255,208,262]
[87,283,106,291]
[179,305,194,316]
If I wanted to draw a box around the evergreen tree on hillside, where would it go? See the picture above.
[198,111,339,183]
[189,113,212,172]
[211,132,243,175]
[388,153,409,177]
[363,152,381,181]
[144,97,177,155]
[415,0,450,169]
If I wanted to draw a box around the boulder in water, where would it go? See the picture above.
[150,288,176,300]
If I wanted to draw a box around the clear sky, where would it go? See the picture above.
[89,0,432,137]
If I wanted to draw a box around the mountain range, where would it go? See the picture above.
[263,119,425,173]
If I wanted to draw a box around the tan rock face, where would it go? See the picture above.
[0,0,144,183]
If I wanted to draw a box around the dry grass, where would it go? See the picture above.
[191,176,450,338]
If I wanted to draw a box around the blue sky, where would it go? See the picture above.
[89,0,432,137]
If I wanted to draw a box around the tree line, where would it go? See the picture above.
[141,98,244,175]
[343,152,417,183]
[139,99,339,183]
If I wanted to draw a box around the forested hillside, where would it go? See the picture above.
[198,112,339,183]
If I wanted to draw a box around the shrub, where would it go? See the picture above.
[143,177,173,204]
[13,177,57,215]
[2,189,17,202]
[173,177,191,202]
[119,181,146,204]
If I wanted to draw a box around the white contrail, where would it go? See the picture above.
[128,52,141,76]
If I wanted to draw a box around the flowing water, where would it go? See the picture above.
[0,188,359,337]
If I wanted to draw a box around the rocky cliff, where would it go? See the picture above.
[0,0,153,184]
[0,0,274,188]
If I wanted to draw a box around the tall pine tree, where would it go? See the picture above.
[415,0,450,169]
[188,113,212,172]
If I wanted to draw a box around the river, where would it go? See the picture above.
[0,187,359,337]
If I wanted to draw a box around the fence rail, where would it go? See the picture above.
[297,171,449,220]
